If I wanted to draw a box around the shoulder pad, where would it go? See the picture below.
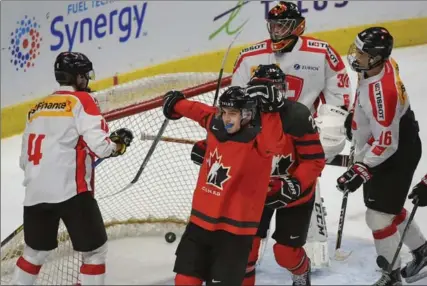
[233,40,271,73]
[280,100,317,137]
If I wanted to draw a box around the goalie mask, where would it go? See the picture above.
[267,1,306,53]
[54,52,95,91]
[348,27,393,72]
[314,104,349,159]
[219,86,258,131]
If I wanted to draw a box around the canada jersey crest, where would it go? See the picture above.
[206,148,231,190]
[271,154,294,176]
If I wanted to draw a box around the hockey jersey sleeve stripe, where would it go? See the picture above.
[299,153,325,160]
[294,140,322,146]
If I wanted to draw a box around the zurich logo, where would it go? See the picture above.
[294,64,301,70]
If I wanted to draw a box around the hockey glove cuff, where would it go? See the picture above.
[163,90,185,120]
[408,175,427,206]
[191,140,207,166]
[336,162,372,193]
[266,176,301,209]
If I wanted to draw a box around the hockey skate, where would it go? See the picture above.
[292,262,311,286]
[401,242,427,283]
[373,268,402,286]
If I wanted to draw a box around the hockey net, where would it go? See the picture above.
[1,73,232,285]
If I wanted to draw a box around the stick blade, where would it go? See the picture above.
[333,248,352,261]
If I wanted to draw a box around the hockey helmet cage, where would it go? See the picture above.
[55,52,95,87]
[348,27,394,72]
[267,1,305,52]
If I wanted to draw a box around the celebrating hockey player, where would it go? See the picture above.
[12,52,134,285]
[191,65,328,286]
[230,0,352,277]
[163,79,321,285]
[409,174,427,207]
[337,27,427,285]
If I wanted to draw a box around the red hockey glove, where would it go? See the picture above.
[336,162,372,193]
[408,175,427,206]
[265,176,301,209]
[191,140,207,166]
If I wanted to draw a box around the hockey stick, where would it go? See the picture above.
[212,29,243,106]
[98,119,170,200]
[377,200,420,281]
[1,225,24,248]
[333,141,356,261]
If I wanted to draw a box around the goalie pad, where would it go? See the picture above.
[314,104,348,160]
[304,179,330,270]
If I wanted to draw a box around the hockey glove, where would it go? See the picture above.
[265,176,301,209]
[246,81,284,113]
[336,162,372,193]
[191,140,207,166]
[344,110,354,141]
[163,90,185,120]
[110,128,134,157]
[408,175,427,206]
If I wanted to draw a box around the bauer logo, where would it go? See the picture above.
[50,2,148,52]
[8,15,42,72]
[374,82,385,121]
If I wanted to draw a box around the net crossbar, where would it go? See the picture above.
[1,73,232,285]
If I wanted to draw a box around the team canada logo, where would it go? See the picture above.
[206,148,231,190]
[271,154,294,176]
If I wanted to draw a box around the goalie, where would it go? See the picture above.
[12,52,134,285]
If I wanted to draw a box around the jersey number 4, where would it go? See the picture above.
[28,133,46,165]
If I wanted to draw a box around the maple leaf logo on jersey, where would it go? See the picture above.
[271,154,294,176]
[206,148,231,190]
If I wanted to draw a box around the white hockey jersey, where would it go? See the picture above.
[351,58,410,168]
[232,36,352,113]
[19,86,116,206]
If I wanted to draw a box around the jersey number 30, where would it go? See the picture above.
[28,133,45,165]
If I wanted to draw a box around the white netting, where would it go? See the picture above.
[1,73,232,285]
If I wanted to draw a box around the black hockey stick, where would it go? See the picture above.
[334,141,355,261]
[1,225,23,248]
[98,119,169,200]
[377,200,419,277]
[212,29,243,106]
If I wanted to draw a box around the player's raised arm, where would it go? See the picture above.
[162,90,217,129]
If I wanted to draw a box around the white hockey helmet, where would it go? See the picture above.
[315,104,348,159]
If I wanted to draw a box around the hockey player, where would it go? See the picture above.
[231,1,352,272]
[12,52,134,285]
[337,27,427,285]
[191,65,330,286]
[409,174,427,207]
[163,80,320,285]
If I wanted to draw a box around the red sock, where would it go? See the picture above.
[175,274,203,285]
[273,243,309,275]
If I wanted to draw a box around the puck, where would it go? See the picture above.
[165,232,176,243]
